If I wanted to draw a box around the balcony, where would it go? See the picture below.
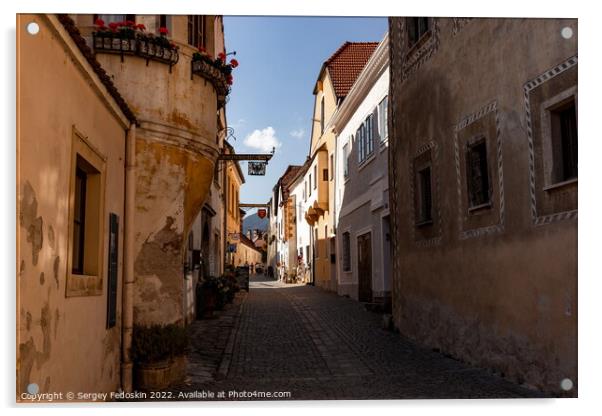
[92,30,179,71]
[191,59,230,108]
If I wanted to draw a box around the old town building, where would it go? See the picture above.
[17,14,136,397]
[17,13,234,397]
[331,34,391,306]
[224,147,245,267]
[387,17,577,395]
[304,42,378,291]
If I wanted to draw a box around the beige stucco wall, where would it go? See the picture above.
[388,17,577,395]
[226,162,243,266]
[17,14,129,397]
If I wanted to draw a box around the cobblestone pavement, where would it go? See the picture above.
[171,274,546,401]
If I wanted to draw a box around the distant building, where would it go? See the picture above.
[388,17,577,395]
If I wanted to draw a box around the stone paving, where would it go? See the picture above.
[170,274,547,401]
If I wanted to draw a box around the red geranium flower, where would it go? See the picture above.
[95,18,105,27]
[125,20,135,27]
[108,22,118,30]
[198,46,206,53]
[230,59,239,68]
[218,52,226,62]
[136,23,146,31]
[227,78,233,85]
[159,26,169,35]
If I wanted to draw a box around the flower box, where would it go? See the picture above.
[191,59,230,107]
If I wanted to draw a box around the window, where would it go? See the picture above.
[323,169,328,181]
[378,96,388,141]
[304,181,307,201]
[71,155,102,275]
[158,15,173,36]
[466,139,491,209]
[95,14,135,24]
[417,166,433,224]
[343,142,350,178]
[329,154,334,181]
[72,165,87,274]
[188,15,206,48]
[357,116,374,164]
[342,232,351,272]
[357,125,364,163]
[313,165,317,189]
[67,129,106,297]
[320,97,325,135]
[550,99,578,183]
[308,174,312,196]
[407,17,430,48]
[366,114,374,156]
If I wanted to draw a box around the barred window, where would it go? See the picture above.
[407,17,430,48]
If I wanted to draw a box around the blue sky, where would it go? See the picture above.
[223,16,388,212]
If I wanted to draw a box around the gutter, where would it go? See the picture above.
[121,123,136,392]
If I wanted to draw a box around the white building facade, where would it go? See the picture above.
[332,35,392,306]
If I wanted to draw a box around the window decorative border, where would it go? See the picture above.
[454,101,505,240]
[452,18,472,36]
[523,55,578,226]
[409,141,442,248]
[399,18,440,83]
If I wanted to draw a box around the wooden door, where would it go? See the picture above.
[357,233,372,302]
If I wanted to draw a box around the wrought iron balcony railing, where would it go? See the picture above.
[191,59,230,108]
[92,33,179,71]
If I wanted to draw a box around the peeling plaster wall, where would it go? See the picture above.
[388,18,577,395]
[90,17,224,326]
[17,15,126,397]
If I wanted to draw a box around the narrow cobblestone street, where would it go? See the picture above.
[172,274,546,400]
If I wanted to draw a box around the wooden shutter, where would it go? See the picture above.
[106,213,119,329]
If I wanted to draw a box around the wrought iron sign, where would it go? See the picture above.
[248,161,267,176]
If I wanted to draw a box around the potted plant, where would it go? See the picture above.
[131,323,189,391]
[201,276,220,317]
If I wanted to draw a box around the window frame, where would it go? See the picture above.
[342,231,351,272]
[465,137,492,211]
[187,15,206,48]
[66,128,107,297]
[540,86,579,190]
[416,165,433,226]
[407,17,430,49]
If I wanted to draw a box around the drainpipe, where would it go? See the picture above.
[121,123,136,392]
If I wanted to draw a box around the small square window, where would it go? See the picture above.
[466,139,491,209]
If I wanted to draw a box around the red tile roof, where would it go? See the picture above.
[324,42,379,99]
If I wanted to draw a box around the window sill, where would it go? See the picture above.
[379,139,389,152]
[415,219,433,228]
[543,178,578,192]
[358,152,376,172]
[468,201,492,213]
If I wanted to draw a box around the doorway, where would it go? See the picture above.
[357,232,372,302]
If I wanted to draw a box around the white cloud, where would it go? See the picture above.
[243,127,281,152]
[290,128,305,139]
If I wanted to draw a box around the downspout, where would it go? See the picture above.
[121,123,136,392]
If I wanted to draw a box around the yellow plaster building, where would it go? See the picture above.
[304,42,378,291]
